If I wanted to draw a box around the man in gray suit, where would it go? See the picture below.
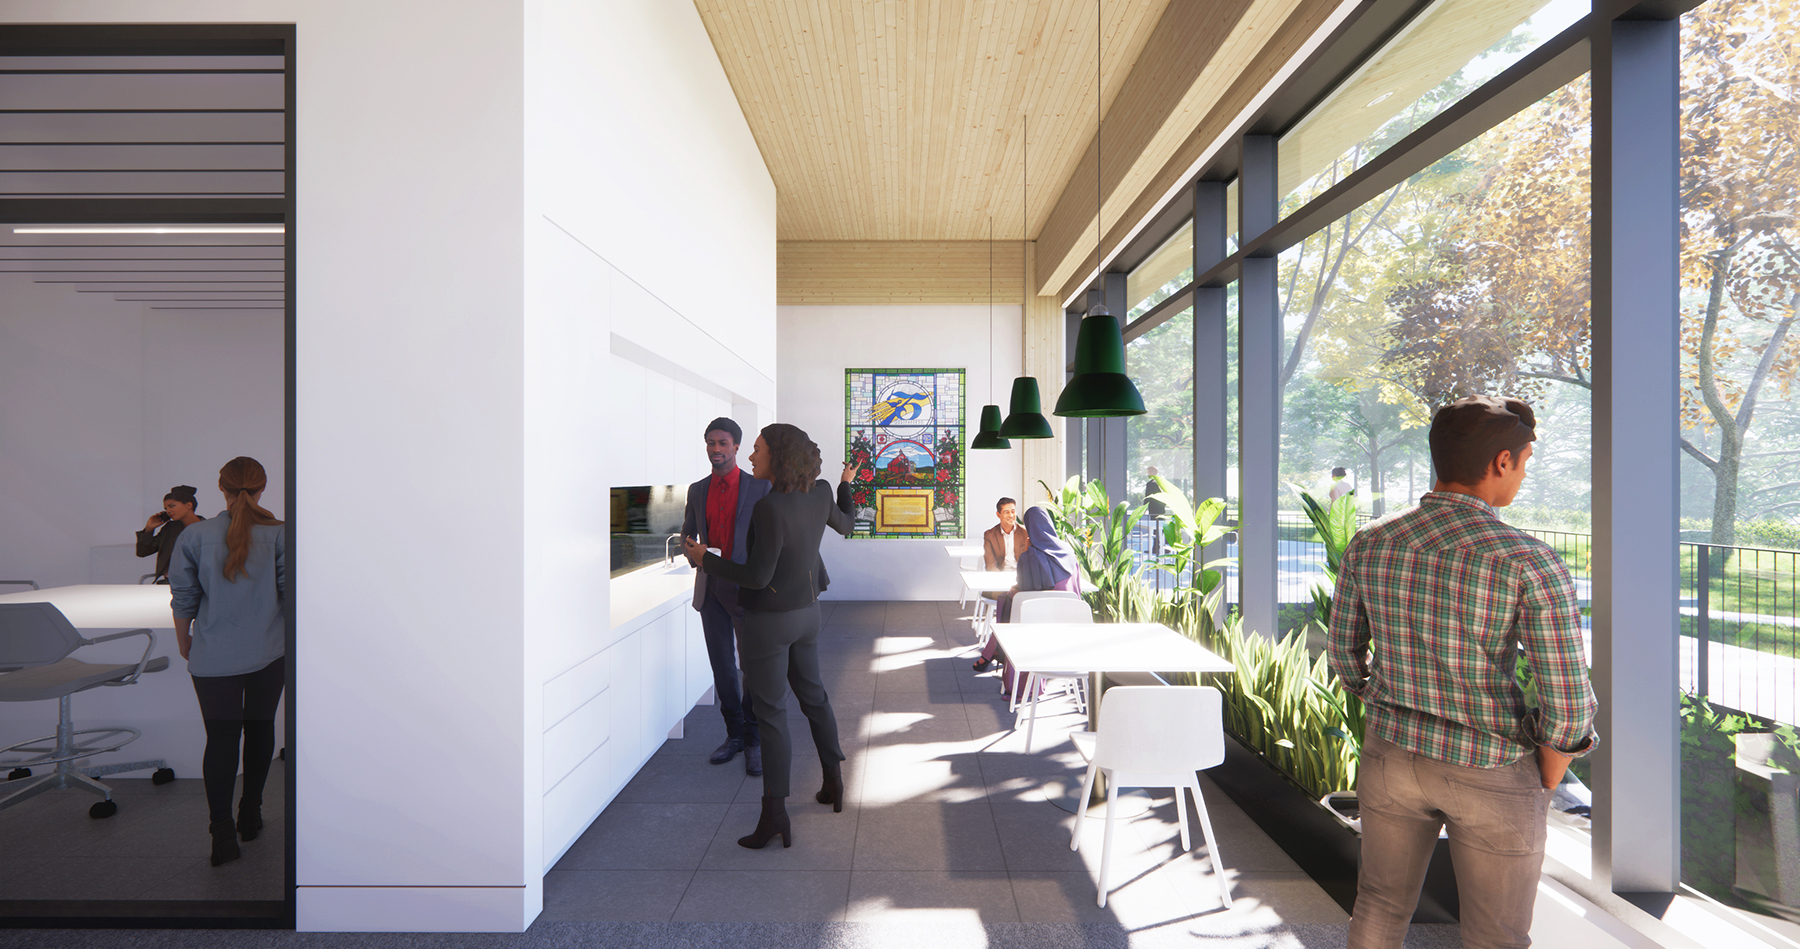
[682,417,773,775]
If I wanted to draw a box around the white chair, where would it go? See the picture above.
[1069,685,1232,909]
[971,595,997,647]
[1009,592,1091,751]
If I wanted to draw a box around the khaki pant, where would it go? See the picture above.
[1349,734,1555,949]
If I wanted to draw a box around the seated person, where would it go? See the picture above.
[975,506,1083,696]
[982,497,1028,571]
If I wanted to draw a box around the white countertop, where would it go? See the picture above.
[610,560,696,629]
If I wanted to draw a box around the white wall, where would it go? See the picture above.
[524,0,777,878]
[778,305,1024,600]
[0,275,284,591]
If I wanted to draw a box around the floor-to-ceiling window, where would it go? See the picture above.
[1676,0,1800,930]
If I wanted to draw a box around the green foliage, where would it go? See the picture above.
[1681,694,1748,898]
[1128,478,1365,798]
[1287,483,1362,635]
[1182,608,1364,799]
[1035,476,1152,622]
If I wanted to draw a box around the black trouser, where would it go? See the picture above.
[739,601,842,798]
[190,657,285,825]
[700,583,758,745]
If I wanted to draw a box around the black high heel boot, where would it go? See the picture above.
[737,794,791,849]
[815,758,844,813]
[210,820,241,867]
[237,800,263,842]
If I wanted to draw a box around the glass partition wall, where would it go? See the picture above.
[1080,0,1800,939]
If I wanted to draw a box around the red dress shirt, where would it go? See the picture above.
[706,466,742,560]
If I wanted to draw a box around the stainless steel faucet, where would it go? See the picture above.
[665,533,686,564]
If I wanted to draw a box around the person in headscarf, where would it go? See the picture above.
[973,505,1084,695]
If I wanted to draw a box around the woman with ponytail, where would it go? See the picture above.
[169,457,286,868]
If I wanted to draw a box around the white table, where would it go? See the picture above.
[993,622,1232,678]
[944,544,985,560]
[957,570,1015,629]
[0,584,211,777]
[993,621,1231,809]
[0,583,175,630]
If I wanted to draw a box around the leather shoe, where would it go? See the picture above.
[709,738,743,765]
[744,743,763,776]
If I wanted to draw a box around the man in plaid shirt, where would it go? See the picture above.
[1328,395,1597,949]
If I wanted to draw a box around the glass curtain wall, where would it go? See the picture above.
[1273,61,1593,637]
[1278,0,1588,213]
[1677,0,1800,927]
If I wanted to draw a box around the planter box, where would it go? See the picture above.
[1209,732,1459,923]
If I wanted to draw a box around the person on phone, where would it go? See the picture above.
[135,485,204,583]
[681,417,773,775]
[169,457,285,869]
[1327,396,1597,949]
[682,424,857,851]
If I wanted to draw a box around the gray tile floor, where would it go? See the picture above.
[542,599,1354,936]
[0,765,286,903]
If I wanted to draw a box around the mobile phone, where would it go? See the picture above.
[156,512,171,523]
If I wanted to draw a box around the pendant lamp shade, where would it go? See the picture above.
[1054,308,1146,417]
[999,376,1054,438]
[970,403,1012,450]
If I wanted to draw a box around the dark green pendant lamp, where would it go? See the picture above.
[1001,116,1055,439]
[970,218,1012,450]
[970,404,1010,449]
[1052,0,1145,420]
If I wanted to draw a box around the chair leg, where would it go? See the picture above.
[1188,777,1231,909]
[1097,776,1120,908]
[1175,783,1192,852]
[1023,675,1040,753]
[1071,763,1098,851]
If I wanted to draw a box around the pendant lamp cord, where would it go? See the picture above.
[988,216,995,403]
[1094,0,1103,298]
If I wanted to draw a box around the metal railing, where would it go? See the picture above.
[1119,512,1800,724]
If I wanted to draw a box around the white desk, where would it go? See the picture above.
[0,584,208,776]
[944,544,985,559]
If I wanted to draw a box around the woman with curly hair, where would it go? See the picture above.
[683,423,858,850]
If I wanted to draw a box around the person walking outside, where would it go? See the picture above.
[1327,395,1597,949]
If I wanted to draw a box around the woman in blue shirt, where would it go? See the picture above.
[169,456,286,868]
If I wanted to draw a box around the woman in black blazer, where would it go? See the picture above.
[683,423,859,849]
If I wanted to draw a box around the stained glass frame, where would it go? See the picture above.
[843,368,965,539]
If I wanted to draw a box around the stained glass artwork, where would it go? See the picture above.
[844,368,965,539]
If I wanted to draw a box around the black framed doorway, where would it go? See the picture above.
[0,22,295,929]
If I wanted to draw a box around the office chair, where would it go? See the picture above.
[0,602,173,818]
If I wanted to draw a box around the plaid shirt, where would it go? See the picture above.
[1327,491,1598,769]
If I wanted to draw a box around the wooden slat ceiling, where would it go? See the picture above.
[698,0,1335,301]
[0,54,286,312]
[698,0,1171,244]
